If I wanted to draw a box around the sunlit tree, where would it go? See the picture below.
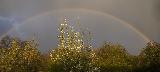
[0,36,44,72]
[0,36,17,71]
[49,18,100,72]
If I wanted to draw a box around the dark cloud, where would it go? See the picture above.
[0,17,13,36]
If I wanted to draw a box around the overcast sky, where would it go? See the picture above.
[0,0,160,55]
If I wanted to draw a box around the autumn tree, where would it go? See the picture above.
[49,18,100,72]
[138,41,160,72]
[0,36,44,72]
[0,36,18,71]
[96,42,134,72]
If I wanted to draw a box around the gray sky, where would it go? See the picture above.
[0,0,160,55]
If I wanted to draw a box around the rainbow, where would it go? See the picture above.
[0,8,150,42]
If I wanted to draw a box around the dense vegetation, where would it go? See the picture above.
[0,20,160,72]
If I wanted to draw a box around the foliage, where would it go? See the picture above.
[49,19,100,72]
[0,36,45,72]
[137,41,160,72]
[96,42,134,72]
[0,36,160,72]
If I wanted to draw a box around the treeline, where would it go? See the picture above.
[0,36,160,72]
[0,20,160,72]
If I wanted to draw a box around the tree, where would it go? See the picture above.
[0,36,44,72]
[49,18,100,72]
[96,42,133,72]
[0,36,23,72]
[138,41,160,72]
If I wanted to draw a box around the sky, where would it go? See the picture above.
[0,0,160,55]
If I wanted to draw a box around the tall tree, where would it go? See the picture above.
[49,18,100,72]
